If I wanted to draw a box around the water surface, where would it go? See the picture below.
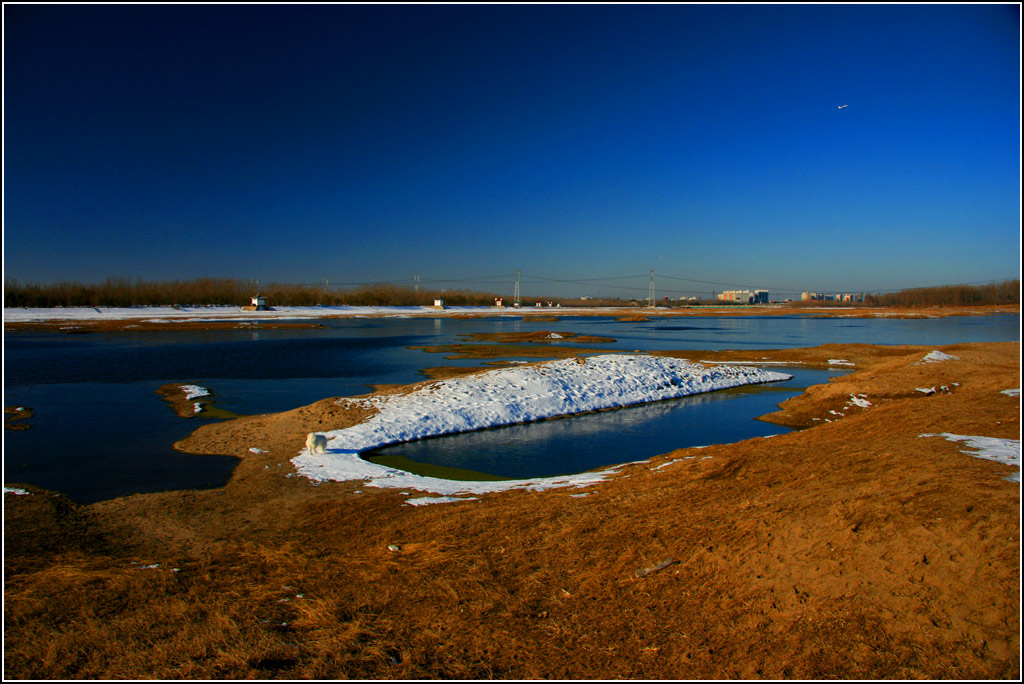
[4,313,1017,501]
[365,370,830,479]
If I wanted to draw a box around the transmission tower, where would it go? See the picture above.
[414,274,420,294]
[647,269,655,308]
[514,269,521,308]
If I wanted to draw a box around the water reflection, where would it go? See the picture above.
[364,381,801,480]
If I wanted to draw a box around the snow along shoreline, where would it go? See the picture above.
[291,354,792,498]
[1,304,679,323]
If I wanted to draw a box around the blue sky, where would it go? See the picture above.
[3,3,1020,300]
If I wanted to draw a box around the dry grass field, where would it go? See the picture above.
[4,339,1020,679]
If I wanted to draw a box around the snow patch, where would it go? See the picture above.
[828,359,855,366]
[920,433,1021,482]
[180,384,210,400]
[2,304,715,323]
[919,350,959,364]
[1001,388,1021,398]
[4,487,31,496]
[404,496,479,506]
[652,458,684,471]
[292,355,790,495]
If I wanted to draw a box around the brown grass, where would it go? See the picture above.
[4,406,34,431]
[4,342,1020,679]
[155,384,205,419]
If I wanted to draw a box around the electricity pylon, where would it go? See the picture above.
[647,270,655,308]
[514,269,521,308]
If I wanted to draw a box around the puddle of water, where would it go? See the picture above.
[363,372,824,480]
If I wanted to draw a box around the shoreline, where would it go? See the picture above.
[3,303,1018,333]
[286,355,793,495]
[4,341,1020,679]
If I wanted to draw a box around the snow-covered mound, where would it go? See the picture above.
[920,350,959,363]
[292,354,791,494]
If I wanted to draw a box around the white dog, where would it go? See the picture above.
[305,432,329,455]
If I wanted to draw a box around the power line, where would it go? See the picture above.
[264,274,1018,299]
[520,273,649,284]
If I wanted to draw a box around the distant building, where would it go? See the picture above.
[719,290,754,303]
[802,291,862,303]
[718,289,769,304]
[494,297,503,307]
[433,298,445,309]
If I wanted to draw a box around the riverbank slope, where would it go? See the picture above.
[3,342,1020,679]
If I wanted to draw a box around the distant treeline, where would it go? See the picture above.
[3,277,1019,309]
[0,277,705,309]
[863,280,1019,307]
[2,278,501,308]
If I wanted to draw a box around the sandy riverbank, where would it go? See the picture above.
[3,342,1020,679]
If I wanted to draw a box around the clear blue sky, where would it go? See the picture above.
[3,3,1020,300]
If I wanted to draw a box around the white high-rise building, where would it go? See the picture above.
[719,289,769,304]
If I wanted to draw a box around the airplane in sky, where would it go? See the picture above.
[837,104,848,109]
